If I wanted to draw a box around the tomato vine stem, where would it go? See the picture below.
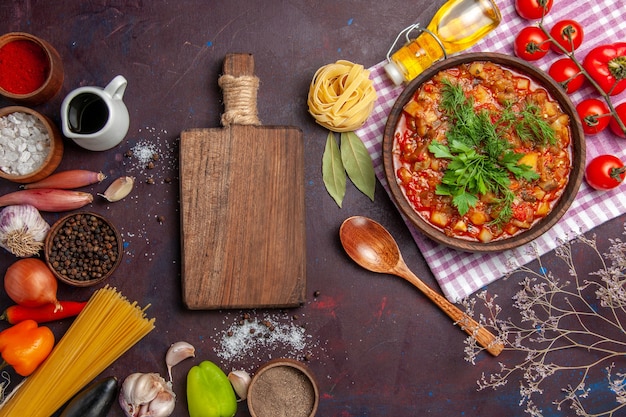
[536,20,626,135]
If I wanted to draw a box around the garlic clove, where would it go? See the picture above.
[228,370,251,400]
[147,387,176,417]
[165,341,195,382]
[99,176,135,202]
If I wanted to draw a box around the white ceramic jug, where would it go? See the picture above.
[61,75,130,151]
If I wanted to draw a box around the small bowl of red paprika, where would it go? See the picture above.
[0,32,64,106]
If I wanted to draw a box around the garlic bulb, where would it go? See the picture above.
[119,372,176,417]
[0,204,50,257]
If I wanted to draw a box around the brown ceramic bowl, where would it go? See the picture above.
[247,358,319,417]
[382,52,585,253]
[0,106,64,183]
[0,32,64,105]
[44,212,123,287]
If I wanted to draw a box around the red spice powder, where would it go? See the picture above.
[0,40,50,94]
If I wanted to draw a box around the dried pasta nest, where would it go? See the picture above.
[307,60,377,132]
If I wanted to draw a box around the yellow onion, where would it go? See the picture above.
[4,258,61,311]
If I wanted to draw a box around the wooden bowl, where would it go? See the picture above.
[0,106,64,183]
[0,32,64,105]
[44,212,123,287]
[247,358,319,417]
[382,52,585,253]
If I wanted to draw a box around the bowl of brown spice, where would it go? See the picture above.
[44,212,123,287]
[247,358,319,417]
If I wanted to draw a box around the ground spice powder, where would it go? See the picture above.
[0,40,49,94]
[249,365,315,417]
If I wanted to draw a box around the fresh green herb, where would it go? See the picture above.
[429,79,547,223]
[499,102,556,145]
[514,104,556,145]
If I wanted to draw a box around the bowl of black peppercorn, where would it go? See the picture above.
[44,212,123,287]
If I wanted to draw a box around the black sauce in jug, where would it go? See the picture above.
[67,93,109,134]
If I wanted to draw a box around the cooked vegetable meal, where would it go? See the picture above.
[393,61,572,243]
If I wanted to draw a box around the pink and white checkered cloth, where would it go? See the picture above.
[356,0,626,302]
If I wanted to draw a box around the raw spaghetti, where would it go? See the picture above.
[307,60,377,132]
[0,286,155,416]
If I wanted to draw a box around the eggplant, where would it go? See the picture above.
[60,376,118,417]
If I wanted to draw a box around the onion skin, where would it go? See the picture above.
[23,170,106,190]
[0,189,93,212]
[4,258,62,311]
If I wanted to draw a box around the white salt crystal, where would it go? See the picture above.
[5,151,18,162]
[0,112,50,176]
[18,151,31,163]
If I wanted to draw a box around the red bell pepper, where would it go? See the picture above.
[0,301,87,325]
[583,42,626,96]
[0,319,54,376]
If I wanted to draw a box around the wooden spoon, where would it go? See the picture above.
[339,215,504,357]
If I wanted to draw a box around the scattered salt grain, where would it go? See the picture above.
[214,314,310,363]
[0,112,50,176]
[131,141,158,165]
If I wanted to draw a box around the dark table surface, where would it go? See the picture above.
[1,1,625,416]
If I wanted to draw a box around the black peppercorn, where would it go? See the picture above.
[47,213,120,283]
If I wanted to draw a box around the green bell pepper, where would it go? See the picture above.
[187,360,237,417]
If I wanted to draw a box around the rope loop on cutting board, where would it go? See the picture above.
[218,74,261,126]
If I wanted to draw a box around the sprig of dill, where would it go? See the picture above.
[429,79,551,223]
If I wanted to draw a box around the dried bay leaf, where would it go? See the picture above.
[322,131,346,207]
[340,131,375,201]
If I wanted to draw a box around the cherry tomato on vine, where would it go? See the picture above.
[514,27,550,61]
[550,20,584,54]
[576,99,610,135]
[609,102,626,138]
[585,155,626,191]
[583,43,626,96]
[549,58,584,93]
[515,0,553,20]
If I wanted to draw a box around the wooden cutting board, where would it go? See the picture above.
[180,53,306,309]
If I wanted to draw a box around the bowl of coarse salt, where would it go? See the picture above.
[0,106,63,184]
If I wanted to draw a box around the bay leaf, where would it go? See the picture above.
[340,131,375,201]
[322,131,346,207]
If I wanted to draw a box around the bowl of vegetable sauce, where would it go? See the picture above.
[382,53,585,253]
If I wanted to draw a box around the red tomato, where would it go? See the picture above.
[609,102,626,138]
[515,0,554,20]
[585,154,626,190]
[514,27,550,61]
[550,20,584,54]
[583,43,626,96]
[576,99,611,135]
[548,58,584,93]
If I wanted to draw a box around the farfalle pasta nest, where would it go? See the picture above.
[307,60,377,132]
